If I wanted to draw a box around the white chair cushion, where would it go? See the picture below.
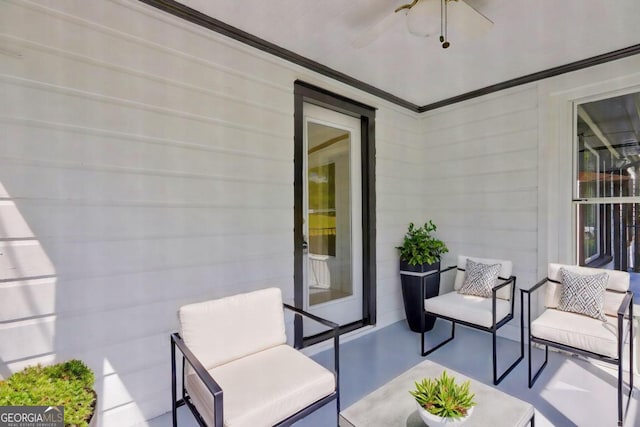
[531,308,627,359]
[425,291,511,328]
[453,255,513,300]
[604,291,628,318]
[179,288,286,369]
[185,344,336,427]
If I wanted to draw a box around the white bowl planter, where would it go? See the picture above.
[416,402,474,427]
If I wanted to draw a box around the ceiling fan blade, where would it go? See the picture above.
[449,0,493,38]
[351,11,401,48]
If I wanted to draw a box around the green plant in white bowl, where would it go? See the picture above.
[410,370,476,426]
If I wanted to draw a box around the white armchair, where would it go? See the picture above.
[522,264,633,426]
[421,255,524,385]
[170,288,339,427]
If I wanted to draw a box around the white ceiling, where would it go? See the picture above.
[179,0,640,107]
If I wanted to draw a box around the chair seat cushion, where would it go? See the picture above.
[424,291,511,328]
[185,344,335,427]
[531,308,627,359]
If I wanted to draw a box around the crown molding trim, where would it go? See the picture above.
[139,0,640,113]
[418,43,640,112]
[137,0,420,112]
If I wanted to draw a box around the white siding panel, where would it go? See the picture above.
[0,115,291,163]
[419,86,538,132]
[1,164,291,208]
[423,109,536,147]
[0,201,34,237]
[0,240,55,281]
[377,158,423,181]
[424,149,537,179]
[423,170,537,197]
[433,210,538,232]
[0,278,57,322]
[424,128,537,162]
[376,141,424,165]
[0,259,293,322]
[0,78,292,140]
[425,190,538,212]
[2,202,291,240]
[443,228,537,250]
[374,107,425,345]
[0,0,294,93]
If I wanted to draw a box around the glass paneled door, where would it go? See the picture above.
[302,103,363,337]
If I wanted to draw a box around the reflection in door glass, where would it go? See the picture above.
[307,122,352,306]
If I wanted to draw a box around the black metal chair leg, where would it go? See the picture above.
[421,321,455,356]
[630,302,634,393]
[528,337,548,388]
[493,328,524,385]
[617,313,635,427]
[171,337,178,427]
[617,350,623,426]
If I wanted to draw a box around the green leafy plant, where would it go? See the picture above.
[396,221,448,266]
[409,370,476,419]
[0,359,96,427]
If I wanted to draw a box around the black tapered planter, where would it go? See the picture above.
[400,260,440,333]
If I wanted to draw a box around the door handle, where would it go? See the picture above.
[302,240,309,252]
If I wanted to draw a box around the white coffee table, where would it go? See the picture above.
[340,360,534,427]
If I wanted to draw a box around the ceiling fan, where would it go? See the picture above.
[352,0,493,49]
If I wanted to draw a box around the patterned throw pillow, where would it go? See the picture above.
[558,268,608,321]
[458,259,501,298]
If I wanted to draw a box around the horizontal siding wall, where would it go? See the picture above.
[0,1,421,426]
[375,110,425,326]
[418,86,540,338]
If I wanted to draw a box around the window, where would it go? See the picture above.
[574,91,640,270]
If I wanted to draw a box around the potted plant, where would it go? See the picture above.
[396,221,448,332]
[0,359,97,427]
[410,370,476,427]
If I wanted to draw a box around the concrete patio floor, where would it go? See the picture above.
[148,319,639,427]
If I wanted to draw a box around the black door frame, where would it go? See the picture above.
[293,81,376,347]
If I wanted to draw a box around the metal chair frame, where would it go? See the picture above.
[522,278,634,427]
[421,267,524,385]
[170,303,340,427]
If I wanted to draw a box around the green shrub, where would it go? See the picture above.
[0,359,96,427]
[410,370,476,419]
[396,221,448,266]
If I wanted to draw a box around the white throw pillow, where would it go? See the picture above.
[458,259,500,298]
[558,267,608,321]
